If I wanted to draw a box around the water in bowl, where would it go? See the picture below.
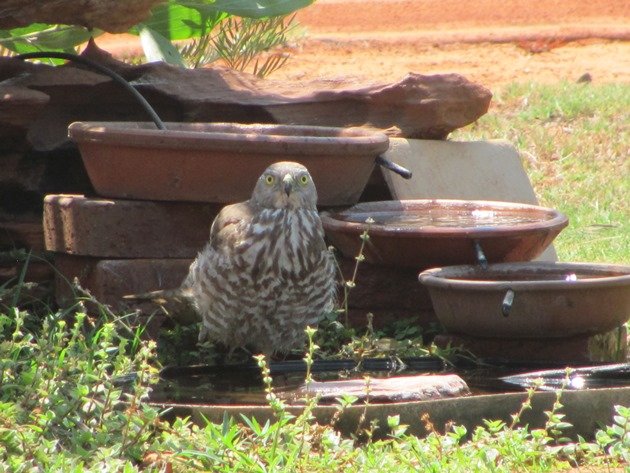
[339,210,545,229]
[448,271,619,282]
[147,359,629,406]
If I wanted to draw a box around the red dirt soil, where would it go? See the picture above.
[279,0,630,87]
[101,0,630,88]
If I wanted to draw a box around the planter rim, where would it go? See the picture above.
[419,261,630,291]
[322,199,569,238]
[149,386,630,439]
[149,385,630,410]
[68,121,390,156]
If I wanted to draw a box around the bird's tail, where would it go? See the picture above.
[123,288,200,325]
[123,288,181,304]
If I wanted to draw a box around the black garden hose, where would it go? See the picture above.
[16,51,166,130]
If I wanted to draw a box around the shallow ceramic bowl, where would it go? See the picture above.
[321,199,568,268]
[419,262,630,338]
[68,121,389,205]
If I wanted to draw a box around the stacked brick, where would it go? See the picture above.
[43,194,438,331]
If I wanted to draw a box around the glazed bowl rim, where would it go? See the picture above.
[68,121,390,155]
[321,199,569,237]
[418,261,630,291]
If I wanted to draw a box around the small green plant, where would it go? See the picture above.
[338,217,374,326]
[0,0,312,74]
[179,14,297,77]
[1,296,629,471]
[0,306,160,470]
[595,405,630,464]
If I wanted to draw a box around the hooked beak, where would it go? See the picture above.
[282,174,294,196]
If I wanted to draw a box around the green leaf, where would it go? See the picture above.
[137,2,227,40]
[138,0,313,41]
[387,415,400,429]
[207,0,314,18]
[595,430,612,445]
[0,24,97,54]
[607,424,624,436]
[552,421,573,430]
[138,24,186,66]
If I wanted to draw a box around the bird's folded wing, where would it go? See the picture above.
[209,201,256,250]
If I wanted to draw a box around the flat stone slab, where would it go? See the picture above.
[295,374,469,403]
[0,84,49,128]
[0,0,161,33]
[44,194,220,258]
[4,47,491,151]
[381,138,558,261]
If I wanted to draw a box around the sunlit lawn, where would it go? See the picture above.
[452,81,629,264]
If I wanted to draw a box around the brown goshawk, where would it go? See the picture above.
[178,161,336,355]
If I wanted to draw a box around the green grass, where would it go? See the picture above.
[1,81,630,471]
[452,81,629,263]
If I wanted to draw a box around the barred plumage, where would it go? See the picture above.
[182,161,336,355]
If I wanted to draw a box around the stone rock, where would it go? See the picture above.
[6,49,490,152]
[0,56,44,82]
[0,85,49,128]
[295,374,470,403]
[44,194,220,258]
[0,0,162,33]
[0,153,46,193]
[19,64,133,152]
[0,85,49,147]
[133,65,491,139]
[266,73,492,140]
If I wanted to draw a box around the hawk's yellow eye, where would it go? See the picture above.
[299,175,309,186]
[264,175,275,185]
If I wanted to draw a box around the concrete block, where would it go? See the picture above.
[381,138,558,261]
[435,326,628,364]
[337,257,433,311]
[0,220,45,251]
[54,254,438,330]
[347,309,437,331]
[0,261,53,285]
[54,254,191,308]
[0,219,53,284]
[44,194,221,258]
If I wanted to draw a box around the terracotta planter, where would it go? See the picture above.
[68,121,389,205]
[321,199,568,269]
[153,387,630,440]
[419,262,630,338]
[146,359,630,439]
